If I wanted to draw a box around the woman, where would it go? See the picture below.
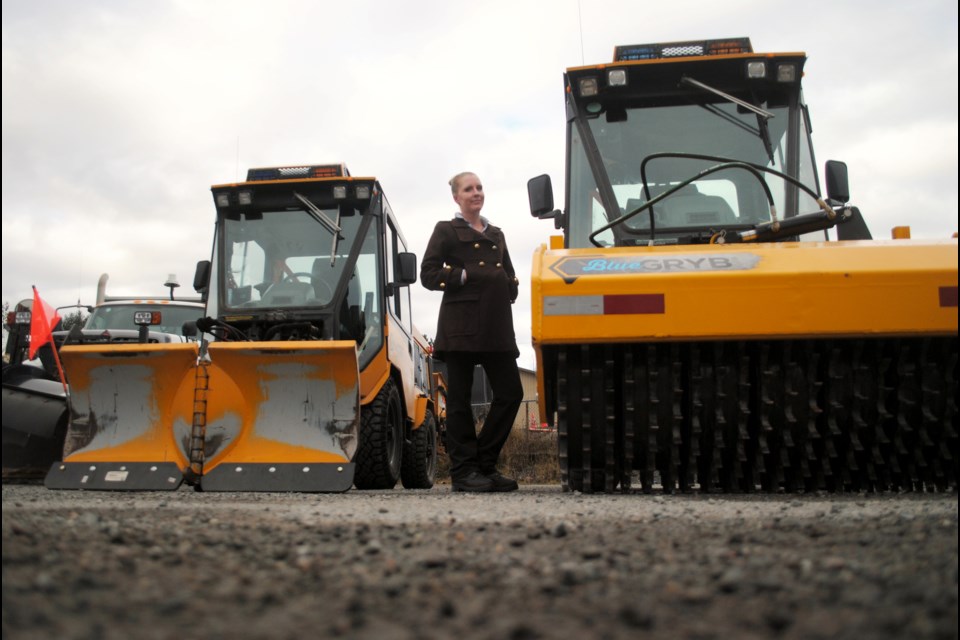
[420,172,523,492]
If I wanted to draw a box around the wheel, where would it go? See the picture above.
[354,378,403,489]
[401,409,438,489]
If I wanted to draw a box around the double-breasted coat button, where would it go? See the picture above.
[479,261,486,267]
[492,245,498,250]
[496,262,502,268]
[473,243,480,249]
[440,282,446,289]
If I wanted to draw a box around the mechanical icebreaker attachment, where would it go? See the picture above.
[528,38,958,493]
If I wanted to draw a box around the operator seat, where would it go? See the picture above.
[311,258,333,303]
[657,185,736,227]
[311,257,364,339]
[625,197,653,228]
[339,270,364,341]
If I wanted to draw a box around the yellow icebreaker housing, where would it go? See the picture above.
[527,38,958,493]
[46,164,441,492]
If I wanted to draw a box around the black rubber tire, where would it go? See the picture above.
[401,409,438,489]
[354,378,403,489]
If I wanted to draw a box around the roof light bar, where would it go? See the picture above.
[614,37,753,61]
[245,164,351,182]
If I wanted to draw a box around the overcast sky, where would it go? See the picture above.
[3,0,957,369]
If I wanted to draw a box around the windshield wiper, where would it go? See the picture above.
[330,207,342,267]
[680,76,774,119]
[293,191,343,267]
[680,76,775,163]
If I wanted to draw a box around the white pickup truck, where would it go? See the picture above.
[56,273,204,345]
[2,273,204,479]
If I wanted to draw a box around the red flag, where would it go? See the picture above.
[29,286,61,360]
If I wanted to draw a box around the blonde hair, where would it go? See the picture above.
[448,171,477,196]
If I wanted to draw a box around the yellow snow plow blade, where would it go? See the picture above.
[198,341,359,492]
[45,343,198,490]
[44,341,360,492]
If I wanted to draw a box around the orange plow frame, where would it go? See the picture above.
[45,341,360,492]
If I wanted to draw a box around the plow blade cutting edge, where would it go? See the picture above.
[44,341,360,492]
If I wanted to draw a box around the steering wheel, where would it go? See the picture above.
[279,271,337,303]
[281,272,314,283]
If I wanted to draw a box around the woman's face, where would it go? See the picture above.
[453,173,484,216]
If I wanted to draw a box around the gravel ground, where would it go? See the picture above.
[2,483,957,640]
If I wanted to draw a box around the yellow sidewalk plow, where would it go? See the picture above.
[44,341,360,492]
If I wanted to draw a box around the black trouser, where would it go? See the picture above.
[443,351,523,480]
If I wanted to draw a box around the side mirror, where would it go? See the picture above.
[182,321,198,339]
[193,260,211,301]
[396,252,417,286]
[825,160,849,204]
[528,174,555,218]
[64,324,85,346]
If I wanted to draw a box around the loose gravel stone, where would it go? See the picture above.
[2,485,957,640]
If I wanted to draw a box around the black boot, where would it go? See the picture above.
[483,471,518,492]
[452,471,495,492]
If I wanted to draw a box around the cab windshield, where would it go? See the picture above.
[84,304,202,336]
[223,205,374,311]
[569,96,819,247]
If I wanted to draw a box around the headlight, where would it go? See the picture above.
[776,63,797,82]
[607,69,627,87]
[746,61,766,79]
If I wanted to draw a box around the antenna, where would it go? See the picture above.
[578,0,585,64]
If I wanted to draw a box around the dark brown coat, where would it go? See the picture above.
[420,218,519,359]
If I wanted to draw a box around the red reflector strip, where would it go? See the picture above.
[604,294,665,314]
[543,294,666,316]
[940,286,958,307]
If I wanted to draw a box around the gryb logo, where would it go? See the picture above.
[549,253,760,283]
